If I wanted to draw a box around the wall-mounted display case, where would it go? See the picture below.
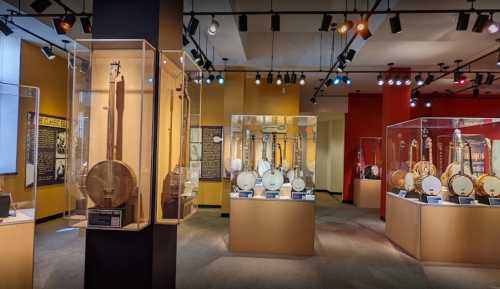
[156,50,202,225]
[65,39,155,231]
[0,84,39,289]
[386,117,500,204]
[356,137,382,180]
[229,115,317,201]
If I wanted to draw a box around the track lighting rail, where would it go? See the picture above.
[183,9,500,16]
[207,69,500,74]
[183,25,215,72]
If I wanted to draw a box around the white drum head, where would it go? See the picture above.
[287,170,296,183]
[404,173,415,191]
[451,175,474,196]
[231,159,242,172]
[291,177,306,192]
[262,169,284,191]
[482,176,500,197]
[237,171,257,191]
[371,165,380,177]
[422,176,441,195]
[257,160,271,177]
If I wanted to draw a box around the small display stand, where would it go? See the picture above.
[353,179,381,208]
[354,137,381,208]
[0,85,40,289]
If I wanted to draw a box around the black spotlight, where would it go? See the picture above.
[424,74,435,85]
[239,14,248,32]
[415,74,424,86]
[299,73,306,85]
[206,74,215,84]
[0,20,13,36]
[291,73,297,84]
[271,14,280,32]
[485,73,495,85]
[475,73,484,86]
[359,27,372,40]
[325,78,334,87]
[473,87,480,97]
[337,61,346,72]
[255,73,261,85]
[472,14,489,33]
[41,46,55,60]
[284,72,290,84]
[80,16,92,34]
[310,97,317,104]
[456,12,470,31]
[203,59,212,70]
[183,35,190,46]
[187,16,199,36]
[267,72,273,84]
[345,49,356,63]
[30,0,52,13]
[52,14,76,34]
[190,49,204,66]
[319,14,332,31]
[389,13,402,34]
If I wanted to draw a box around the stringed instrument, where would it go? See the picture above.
[418,138,442,195]
[477,138,500,197]
[236,131,257,191]
[390,140,407,190]
[262,133,284,191]
[282,135,290,172]
[413,137,437,179]
[448,140,475,197]
[257,134,271,177]
[441,129,473,184]
[404,139,418,192]
[290,134,306,192]
[364,146,380,180]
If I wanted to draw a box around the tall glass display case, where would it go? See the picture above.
[356,137,382,179]
[229,115,317,200]
[65,39,155,230]
[386,117,500,205]
[156,50,202,225]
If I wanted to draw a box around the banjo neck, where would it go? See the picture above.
[271,133,277,170]
[486,138,495,176]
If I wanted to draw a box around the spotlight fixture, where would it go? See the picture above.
[497,51,500,67]
[30,0,52,13]
[458,74,467,86]
[425,100,432,108]
[395,76,402,86]
[206,74,215,84]
[472,13,489,33]
[310,97,317,104]
[387,77,394,86]
[473,87,480,97]
[216,73,224,85]
[299,73,306,85]
[52,14,76,34]
[80,16,92,34]
[486,14,499,34]
[424,74,435,85]
[255,73,261,85]
[475,73,484,86]
[284,72,290,84]
[337,61,346,73]
[267,72,273,84]
[410,98,417,108]
[202,59,212,71]
[291,73,297,84]
[404,77,412,86]
[239,14,248,32]
[389,13,402,34]
[485,73,495,85]
[345,49,356,63]
[271,14,280,32]
[357,19,372,40]
[187,16,199,36]
[415,74,424,86]
[337,18,354,34]
[182,35,190,46]
[333,74,342,85]
[190,49,204,66]
[41,46,56,60]
[343,74,352,85]
[0,19,13,36]
[276,73,283,85]
[319,14,333,31]
[325,78,334,87]
[377,73,384,86]
[456,12,470,31]
[208,16,220,36]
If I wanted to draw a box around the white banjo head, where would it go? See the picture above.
[257,160,271,177]
[262,169,284,191]
[291,177,306,192]
[450,175,474,196]
[421,176,441,195]
[236,171,257,191]
[482,176,500,197]
[231,159,242,172]
[404,172,416,191]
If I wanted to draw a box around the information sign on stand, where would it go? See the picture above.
[458,197,476,205]
[489,198,500,206]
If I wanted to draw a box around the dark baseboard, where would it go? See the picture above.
[315,189,342,195]
[198,204,222,209]
[36,212,64,224]
[342,199,354,204]
[220,213,229,218]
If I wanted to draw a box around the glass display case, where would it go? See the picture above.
[0,84,39,225]
[386,117,500,205]
[155,50,202,225]
[356,137,382,179]
[65,39,155,230]
[229,115,317,201]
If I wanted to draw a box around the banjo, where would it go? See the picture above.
[390,140,407,190]
[448,140,475,197]
[281,135,290,172]
[364,144,380,179]
[236,132,257,191]
[418,137,442,195]
[404,139,418,192]
[86,61,137,209]
[257,134,271,177]
[476,138,500,197]
[262,133,284,191]
[290,134,306,192]
[413,137,437,179]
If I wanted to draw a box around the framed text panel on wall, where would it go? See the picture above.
[199,126,223,181]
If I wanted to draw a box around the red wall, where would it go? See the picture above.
[343,94,382,202]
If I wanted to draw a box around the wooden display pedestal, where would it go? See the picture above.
[0,209,35,289]
[229,197,315,256]
[353,178,381,208]
[385,192,500,265]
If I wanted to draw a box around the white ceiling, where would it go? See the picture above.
[184,0,500,97]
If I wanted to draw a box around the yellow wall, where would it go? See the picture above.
[20,41,68,219]
[199,73,300,206]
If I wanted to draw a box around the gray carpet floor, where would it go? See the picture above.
[34,192,500,289]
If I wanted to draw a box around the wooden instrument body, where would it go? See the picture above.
[262,133,284,191]
[257,135,271,177]
[415,137,441,195]
[477,138,500,197]
[404,139,418,192]
[390,141,407,189]
[447,134,475,197]
[236,132,257,191]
